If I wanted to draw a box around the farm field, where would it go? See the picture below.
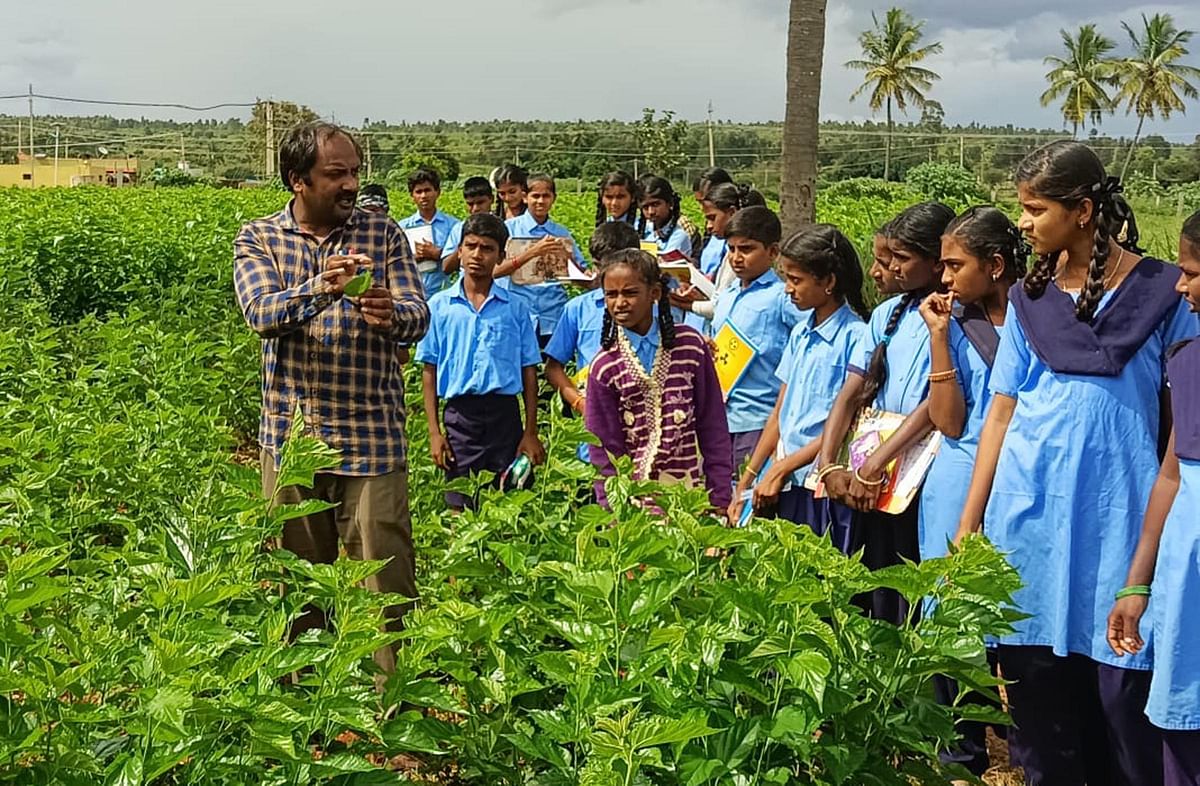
[0,182,1185,785]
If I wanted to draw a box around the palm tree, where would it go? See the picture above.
[780,0,828,230]
[844,8,942,181]
[1113,13,1200,177]
[1040,25,1119,138]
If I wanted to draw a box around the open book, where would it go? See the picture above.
[806,408,942,514]
[508,236,577,285]
[660,257,716,300]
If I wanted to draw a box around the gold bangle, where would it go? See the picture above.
[854,467,887,487]
[928,369,957,383]
[815,463,847,483]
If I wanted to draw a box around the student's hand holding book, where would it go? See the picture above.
[430,432,455,470]
[517,432,547,466]
[414,240,441,261]
[519,236,567,268]
[752,465,787,511]
[669,284,708,312]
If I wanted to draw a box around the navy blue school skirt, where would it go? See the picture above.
[776,487,855,555]
[443,393,522,509]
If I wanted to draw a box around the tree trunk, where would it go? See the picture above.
[779,0,828,233]
[884,96,893,181]
[1120,114,1146,180]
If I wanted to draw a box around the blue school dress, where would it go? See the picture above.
[643,221,692,258]
[985,274,1197,670]
[500,212,587,338]
[850,294,932,415]
[918,315,994,561]
[1147,338,1200,730]
[699,236,726,278]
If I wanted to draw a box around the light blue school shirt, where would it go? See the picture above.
[545,288,606,369]
[499,212,587,337]
[984,295,1197,670]
[415,278,542,400]
[622,319,661,375]
[643,222,693,258]
[918,320,990,561]
[775,303,868,484]
[440,221,464,261]
[1148,456,1200,729]
[850,294,932,415]
[699,237,726,277]
[399,210,460,298]
[710,268,803,433]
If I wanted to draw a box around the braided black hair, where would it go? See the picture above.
[779,224,870,320]
[638,176,682,242]
[944,205,1030,283]
[492,163,528,219]
[692,166,733,198]
[855,202,954,412]
[1016,141,1142,323]
[595,171,641,227]
[598,249,676,352]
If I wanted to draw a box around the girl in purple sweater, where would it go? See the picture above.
[585,249,733,511]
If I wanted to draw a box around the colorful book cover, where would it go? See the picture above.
[713,320,758,400]
[507,236,575,285]
[806,408,942,514]
[572,364,590,391]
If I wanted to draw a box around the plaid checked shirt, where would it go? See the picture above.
[234,202,429,476]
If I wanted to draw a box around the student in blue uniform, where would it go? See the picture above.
[399,167,460,298]
[692,166,733,204]
[595,171,641,227]
[441,176,496,276]
[494,173,587,347]
[870,221,902,298]
[1108,209,1200,786]
[730,224,869,552]
[493,163,528,221]
[418,213,546,512]
[816,201,955,623]
[638,176,692,259]
[545,221,642,426]
[917,206,1027,777]
[708,206,801,479]
[955,141,1197,785]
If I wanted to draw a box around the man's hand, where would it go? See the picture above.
[322,254,367,294]
[430,432,455,470]
[357,285,395,329]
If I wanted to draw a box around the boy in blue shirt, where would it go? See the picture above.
[417,213,545,511]
[399,166,460,299]
[545,221,641,417]
[494,173,587,348]
[709,206,801,478]
[441,176,496,277]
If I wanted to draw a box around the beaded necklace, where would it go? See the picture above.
[615,327,672,480]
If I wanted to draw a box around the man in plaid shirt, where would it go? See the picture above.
[234,122,429,671]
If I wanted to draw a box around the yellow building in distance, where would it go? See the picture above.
[0,154,139,188]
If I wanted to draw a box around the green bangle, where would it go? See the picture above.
[1114,584,1151,600]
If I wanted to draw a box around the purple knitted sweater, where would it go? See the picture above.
[585,325,733,508]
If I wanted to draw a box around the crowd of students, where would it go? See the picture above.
[364,143,1199,785]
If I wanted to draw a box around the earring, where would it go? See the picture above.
[992,274,1000,281]
[1078,220,1086,229]
[825,288,834,295]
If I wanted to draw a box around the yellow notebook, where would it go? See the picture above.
[572,364,590,391]
[713,321,757,399]
[639,240,659,255]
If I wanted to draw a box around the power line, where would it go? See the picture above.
[0,92,256,111]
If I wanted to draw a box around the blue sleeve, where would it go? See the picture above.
[778,289,802,331]
[517,303,542,368]
[989,302,1030,397]
[414,299,442,366]
[851,306,885,371]
[775,327,800,384]
[440,223,463,260]
[664,227,692,257]
[1163,298,1200,348]
[544,301,579,364]
[948,320,975,410]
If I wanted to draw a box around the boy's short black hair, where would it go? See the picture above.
[407,166,441,193]
[588,221,641,263]
[1184,209,1200,248]
[461,213,509,253]
[724,206,782,246]
[462,176,493,200]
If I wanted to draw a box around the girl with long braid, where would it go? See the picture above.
[815,201,955,623]
[584,249,732,511]
[954,141,1197,784]
[917,206,1027,777]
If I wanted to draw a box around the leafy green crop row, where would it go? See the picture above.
[0,186,1021,785]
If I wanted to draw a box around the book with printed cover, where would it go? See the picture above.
[660,258,716,300]
[713,320,758,400]
[508,236,576,285]
[806,408,942,514]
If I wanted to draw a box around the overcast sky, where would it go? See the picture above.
[2,0,1198,138]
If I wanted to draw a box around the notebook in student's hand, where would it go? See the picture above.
[556,260,594,284]
[660,258,716,300]
[403,224,437,273]
[712,320,758,400]
[640,240,660,255]
[508,236,574,285]
[806,408,942,514]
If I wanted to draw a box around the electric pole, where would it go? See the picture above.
[28,83,35,187]
[265,100,275,179]
[707,100,715,167]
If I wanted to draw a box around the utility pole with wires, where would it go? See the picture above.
[53,124,60,186]
[28,83,35,187]
[265,100,275,180]
[707,100,715,167]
